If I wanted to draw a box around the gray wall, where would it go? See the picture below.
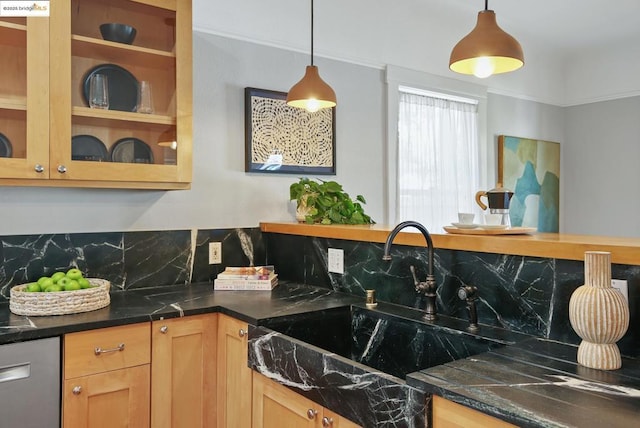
[0,32,634,238]
[0,33,385,235]
[564,96,640,237]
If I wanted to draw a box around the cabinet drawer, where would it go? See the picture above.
[64,322,151,379]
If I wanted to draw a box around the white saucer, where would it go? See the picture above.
[481,224,509,230]
[451,222,479,229]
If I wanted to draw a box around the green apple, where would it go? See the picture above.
[66,268,83,280]
[65,279,81,291]
[51,272,66,283]
[78,277,91,289]
[37,276,50,286]
[44,284,63,292]
[25,282,41,292]
[38,277,54,290]
[56,277,72,289]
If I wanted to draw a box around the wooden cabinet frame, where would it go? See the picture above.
[0,0,192,189]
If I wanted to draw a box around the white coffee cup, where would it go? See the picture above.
[458,213,475,224]
[484,213,502,225]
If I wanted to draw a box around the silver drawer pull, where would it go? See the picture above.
[306,409,318,420]
[160,325,168,334]
[94,343,125,355]
[72,386,82,395]
[0,363,30,383]
[238,329,247,337]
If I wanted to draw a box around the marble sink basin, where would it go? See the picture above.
[259,302,518,379]
[248,302,527,427]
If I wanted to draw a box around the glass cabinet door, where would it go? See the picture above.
[49,0,192,188]
[0,16,49,180]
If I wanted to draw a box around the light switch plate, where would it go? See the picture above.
[209,242,222,264]
[611,279,629,304]
[328,248,344,274]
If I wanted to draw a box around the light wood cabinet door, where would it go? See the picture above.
[217,314,253,427]
[252,372,319,428]
[0,16,49,180]
[323,409,361,428]
[62,322,152,428]
[1,0,193,189]
[252,372,361,428]
[432,395,518,428]
[62,358,150,428]
[151,314,217,428]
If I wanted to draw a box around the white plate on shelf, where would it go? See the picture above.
[451,223,479,229]
[480,224,509,230]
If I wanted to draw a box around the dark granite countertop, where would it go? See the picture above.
[0,282,361,345]
[407,338,640,428]
[1,282,637,428]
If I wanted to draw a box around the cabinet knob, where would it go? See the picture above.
[238,328,247,337]
[160,325,168,334]
[322,417,334,427]
[306,409,318,420]
[57,165,67,173]
[72,386,82,395]
[34,164,44,173]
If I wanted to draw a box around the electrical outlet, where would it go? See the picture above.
[611,279,629,304]
[209,242,222,264]
[328,248,344,274]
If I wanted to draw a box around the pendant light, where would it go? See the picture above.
[449,0,524,78]
[286,0,336,112]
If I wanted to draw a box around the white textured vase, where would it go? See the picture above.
[569,251,629,370]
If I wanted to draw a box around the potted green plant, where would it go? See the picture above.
[289,178,375,225]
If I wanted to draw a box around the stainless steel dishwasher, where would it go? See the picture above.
[0,336,60,428]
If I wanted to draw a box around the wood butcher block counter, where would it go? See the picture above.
[260,222,640,265]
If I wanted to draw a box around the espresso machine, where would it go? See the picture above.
[475,184,514,226]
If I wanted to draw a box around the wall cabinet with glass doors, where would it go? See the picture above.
[0,0,192,189]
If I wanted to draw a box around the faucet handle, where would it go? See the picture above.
[409,265,420,286]
[457,285,478,301]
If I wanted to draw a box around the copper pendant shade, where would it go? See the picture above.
[286,0,336,112]
[449,1,524,78]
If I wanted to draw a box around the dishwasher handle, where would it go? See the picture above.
[0,363,31,383]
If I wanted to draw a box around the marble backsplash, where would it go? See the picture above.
[1,226,637,358]
[264,232,640,358]
[0,228,266,298]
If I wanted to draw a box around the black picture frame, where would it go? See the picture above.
[244,87,336,174]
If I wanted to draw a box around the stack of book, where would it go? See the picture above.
[213,265,278,290]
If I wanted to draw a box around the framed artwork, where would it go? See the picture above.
[498,135,560,232]
[244,87,336,174]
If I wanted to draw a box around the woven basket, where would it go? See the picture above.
[9,278,111,316]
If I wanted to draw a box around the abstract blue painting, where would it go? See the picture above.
[498,135,560,232]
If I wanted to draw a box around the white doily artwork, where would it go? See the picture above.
[246,89,335,173]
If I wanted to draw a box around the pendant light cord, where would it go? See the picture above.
[484,0,488,11]
[310,0,314,66]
